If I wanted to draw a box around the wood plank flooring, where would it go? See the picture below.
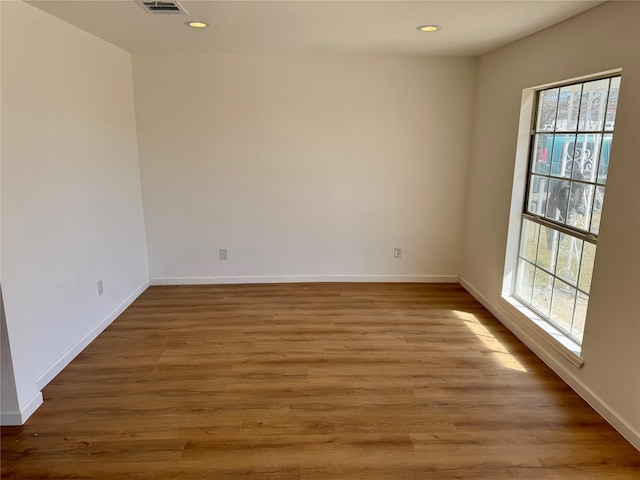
[2,283,639,479]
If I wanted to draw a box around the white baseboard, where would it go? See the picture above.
[1,391,43,426]
[35,279,150,390]
[150,274,459,286]
[459,276,640,452]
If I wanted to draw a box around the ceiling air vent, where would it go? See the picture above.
[136,1,188,15]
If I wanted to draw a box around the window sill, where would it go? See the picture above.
[498,295,584,368]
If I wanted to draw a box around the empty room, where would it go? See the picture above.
[1,0,639,478]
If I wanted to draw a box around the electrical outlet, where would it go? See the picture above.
[97,279,104,295]
[219,248,228,261]
[394,248,402,259]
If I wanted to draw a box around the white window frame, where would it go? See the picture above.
[500,69,622,367]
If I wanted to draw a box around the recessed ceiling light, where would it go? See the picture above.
[416,25,441,33]
[185,21,208,28]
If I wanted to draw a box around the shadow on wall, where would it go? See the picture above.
[1,286,21,416]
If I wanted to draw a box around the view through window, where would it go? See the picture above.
[514,75,621,345]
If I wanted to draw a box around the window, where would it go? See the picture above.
[512,75,621,346]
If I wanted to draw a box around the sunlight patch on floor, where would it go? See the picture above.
[453,310,527,373]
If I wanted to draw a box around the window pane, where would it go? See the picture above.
[571,134,601,182]
[556,233,583,287]
[556,84,581,131]
[546,178,570,223]
[578,242,596,293]
[567,183,594,232]
[532,268,553,316]
[550,134,574,179]
[604,77,620,131]
[515,259,535,303]
[590,186,605,235]
[532,135,552,174]
[527,175,548,216]
[536,227,558,273]
[519,218,540,263]
[578,78,609,131]
[572,291,589,342]
[536,88,559,131]
[550,279,577,334]
[597,134,612,184]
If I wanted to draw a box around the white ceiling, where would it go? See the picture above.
[28,0,605,56]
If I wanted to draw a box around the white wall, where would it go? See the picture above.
[460,1,640,447]
[0,0,19,421]
[133,54,476,283]
[1,1,149,423]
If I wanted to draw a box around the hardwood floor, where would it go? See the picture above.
[2,283,639,479]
